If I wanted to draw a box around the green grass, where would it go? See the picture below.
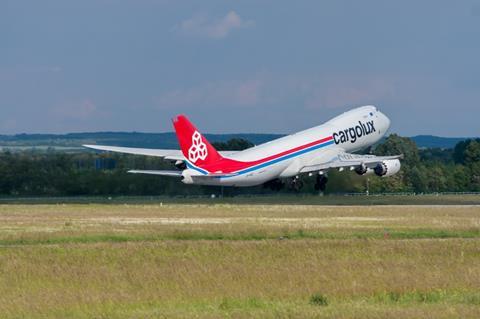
[1,193,479,205]
[1,228,480,246]
[370,289,480,305]
[0,203,479,318]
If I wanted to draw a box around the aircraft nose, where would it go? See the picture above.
[380,112,391,133]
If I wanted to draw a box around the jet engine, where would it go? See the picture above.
[174,160,187,170]
[373,159,401,177]
[181,169,194,184]
[355,163,374,176]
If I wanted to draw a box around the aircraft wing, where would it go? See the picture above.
[299,152,403,173]
[128,170,238,178]
[128,170,183,177]
[83,144,238,161]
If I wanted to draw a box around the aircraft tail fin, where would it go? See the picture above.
[172,115,223,167]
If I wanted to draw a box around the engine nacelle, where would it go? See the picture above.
[181,169,195,184]
[374,159,401,177]
[355,163,374,176]
[174,160,187,170]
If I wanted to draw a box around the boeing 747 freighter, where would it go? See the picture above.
[84,105,402,191]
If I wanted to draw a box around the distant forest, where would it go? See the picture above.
[0,135,479,196]
[0,132,472,149]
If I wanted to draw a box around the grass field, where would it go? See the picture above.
[0,203,479,318]
[1,193,480,206]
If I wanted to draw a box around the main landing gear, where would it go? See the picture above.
[289,176,304,192]
[264,173,327,193]
[264,178,285,191]
[314,174,328,192]
[263,177,304,192]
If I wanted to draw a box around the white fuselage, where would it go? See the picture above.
[185,105,391,186]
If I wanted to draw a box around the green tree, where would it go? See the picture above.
[374,134,419,166]
[453,138,480,164]
[212,138,254,151]
[425,164,448,192]
[374,134,421,190]
[368,170,409,193]
[464,140,480,165]
[465,141,480,191]
[409,165,428,193]
[450,165,470,191]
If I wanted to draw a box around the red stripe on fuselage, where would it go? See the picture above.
[197,136,333,174]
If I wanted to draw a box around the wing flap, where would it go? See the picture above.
[300,152,403,173]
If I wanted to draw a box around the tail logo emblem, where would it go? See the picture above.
[188,131,208,162]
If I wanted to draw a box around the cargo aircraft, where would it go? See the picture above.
[84,105,402,191]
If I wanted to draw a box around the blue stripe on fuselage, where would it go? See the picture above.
[219,139,334,179]
[226,139,334,177]
[186,162,209,175]
[186,139,335,178]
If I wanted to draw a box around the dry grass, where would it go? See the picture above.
[0,204,479,318]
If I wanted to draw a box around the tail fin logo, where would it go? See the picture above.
[188,131,208,163]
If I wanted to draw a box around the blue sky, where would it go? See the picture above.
[1,0,479,137]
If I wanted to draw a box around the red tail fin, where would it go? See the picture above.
[172,115,223,166]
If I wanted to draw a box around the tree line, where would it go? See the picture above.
[0,135,478,197]
[367,135,480,193]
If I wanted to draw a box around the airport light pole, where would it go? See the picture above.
[366,177,370,196]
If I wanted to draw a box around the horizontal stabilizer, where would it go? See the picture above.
[127,170,183,177]
[83,144,183,159]
[83,144,238,160]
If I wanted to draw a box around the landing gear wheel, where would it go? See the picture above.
[273,180,284,191]
[314,175,328,192]
[264,179,285,191]
[289,178,304,192]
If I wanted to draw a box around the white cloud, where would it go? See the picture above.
[154,73,399,120]
[303,75,396,110]
[174,11,254,39]
[50,99,98,120]
[156,78,263,109]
